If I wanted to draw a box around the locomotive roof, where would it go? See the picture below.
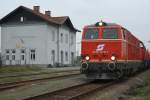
[85,22,121,28]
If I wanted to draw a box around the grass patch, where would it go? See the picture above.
[133,84,150,96]
[0,66,42,73]
[126,84,150,97]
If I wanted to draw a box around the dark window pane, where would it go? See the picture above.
[71,52,74,64]
[21,55,25,60]
[84,28,99,39]
[12,50,16,53]
[61,33,63,43]
[30,49,35,61]
[12,55,15,60]
[52,50,55,64]
[6,50,9,54]
[31,54,32,60]
[6,55,9,60]
[33,54,35,60]
[103,28,118,39]
[61,51,63,64]
[65,52,68,61]
[21,49,25,53]
[31,50,35,52]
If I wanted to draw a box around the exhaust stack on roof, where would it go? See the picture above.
[45,11,51,17]
[33,6,40,12]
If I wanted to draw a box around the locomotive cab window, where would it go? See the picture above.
[84,28,99,39]
[139,42,145,48]
[102,28,118,39]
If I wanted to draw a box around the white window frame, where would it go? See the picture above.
[21,49,25,61]
[21,55,25,60]
[6,55,9,60]
[20,16,24,22]
[30,49,36,61]
[5,49,10,60]
[12,49,16,60]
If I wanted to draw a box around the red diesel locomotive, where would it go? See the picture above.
[81,21,149,79]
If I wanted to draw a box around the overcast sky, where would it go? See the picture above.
[0,0,150,53]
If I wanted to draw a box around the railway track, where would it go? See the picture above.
[0,72,80,91]
[24,81,116,100]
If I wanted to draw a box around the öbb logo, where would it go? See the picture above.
[96,44,105,52]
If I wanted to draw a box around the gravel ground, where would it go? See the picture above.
[0,67,80,78]
[0,71,80,84]
[80,69,150,100]
[0,67,80,84]
[0,74,87,100]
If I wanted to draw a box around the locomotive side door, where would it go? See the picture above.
[122,29,128,61]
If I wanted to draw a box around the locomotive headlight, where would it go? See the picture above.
[85,56,90,61]
[111,56,116,61]
[98,22,103,26]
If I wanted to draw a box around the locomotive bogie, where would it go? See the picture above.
[81,61,143,79]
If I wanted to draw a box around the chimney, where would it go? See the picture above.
[45,11,51,17]
[33,6,40,12]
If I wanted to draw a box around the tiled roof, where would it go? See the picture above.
[0,6,80,32]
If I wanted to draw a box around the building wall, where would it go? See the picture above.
[46,24,58,65]
[59,25,76,65]
[1,23,48,65]
[69,30,76,64]
[46,24,76,65]
[59,25,70,65]
[1,23,76,66]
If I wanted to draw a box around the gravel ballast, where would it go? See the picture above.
[81,69,150,100]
